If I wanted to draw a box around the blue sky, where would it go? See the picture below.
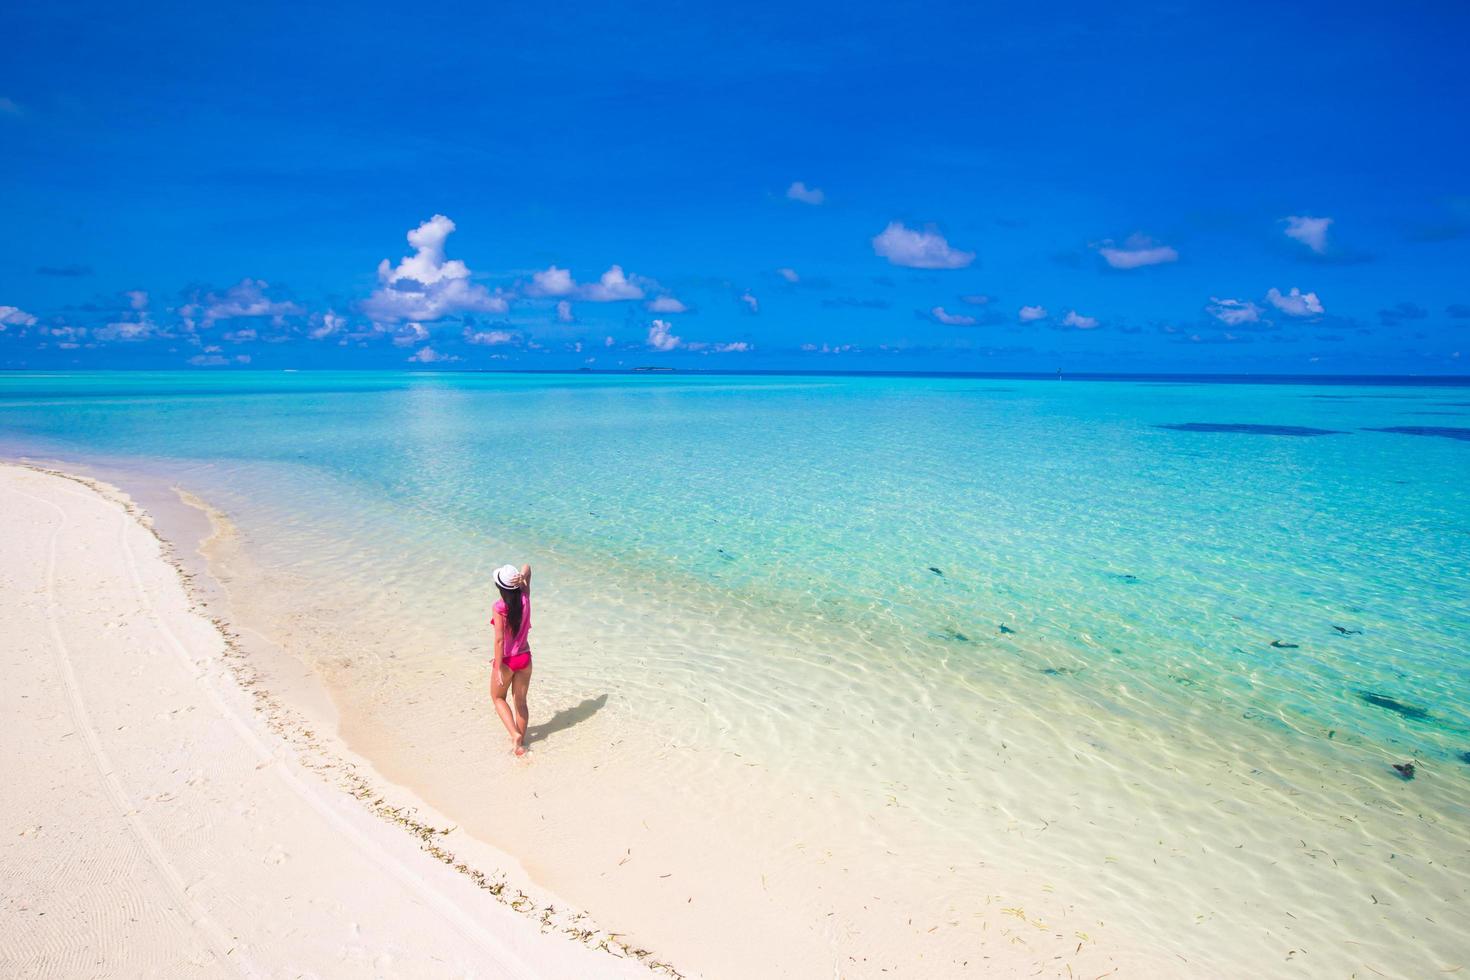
[2,1,1467,373]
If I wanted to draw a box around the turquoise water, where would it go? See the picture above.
[3,371,1466,759]
[3,370,1468,973]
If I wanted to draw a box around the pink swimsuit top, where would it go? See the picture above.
[494,594,532,661]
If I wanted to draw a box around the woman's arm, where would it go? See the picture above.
[520,563,532,596]
[491,612,506,671]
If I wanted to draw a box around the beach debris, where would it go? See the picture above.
[1270,640,1299,649]
[1392,762,1416,781]
[1359,691,1431,721]
[928,566,944,577]
[1332,625,1363,635]
[998,624,1015,635]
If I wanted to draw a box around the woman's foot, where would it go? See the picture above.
[513,741,527,757]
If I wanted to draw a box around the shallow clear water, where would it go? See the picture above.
[4,371,1468,975]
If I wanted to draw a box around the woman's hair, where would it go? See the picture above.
[498,583,523,638]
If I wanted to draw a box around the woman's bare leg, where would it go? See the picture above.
[511,664,532,756]
[490,665,519,745]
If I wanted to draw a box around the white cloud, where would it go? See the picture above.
[961,294,990,305]
[712,341,752,353]
[49,325,86,343]
[182,278,301,330]
[126,289,148,310]
[96,311,158,341]
[391,322,429,347]
[309,311,346,340]
[1207,297,1262,325]
[364,215,508,324]
[647,319,681,351]
[1266,287,1324,317]
[930,306,977,326]
[801,343,854,354]
[188,354,229,366]
[647,295,688,313]
[0,305,37,328]
[464,327,515,345]
[1097,234,1178,269]
[604,335,615,347]
[777,267,799,283]
[408,345,459,363]
[526,264,653,303]
[235,354,252,364]
[1018,305,1048,322]
[1283,215,1332,254]
[580,265,644,302]
[740,291,759,314]
[526,265,575,297]
[555,300,575,323]
[1062,310,1100,329]
[222,327,257,343]
[871,221,975,269]
[786,181,824,205]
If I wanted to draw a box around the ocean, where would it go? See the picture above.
[3,370,1467,976]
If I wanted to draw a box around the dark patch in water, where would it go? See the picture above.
[1360,691,1431,721]
[1270,640,1300,649]
[1107,572,1140,584]
[936,628,970,643]
[1392,762,1416,781]
[1157,423,1343,436]
[1365,426,1470,442]
[928,566,944,577]
[1333,625,1363,635]
[1039,666,1078,676]
[1460,751,1470,765]
[716,548,737,561]
[998,624,1015,635]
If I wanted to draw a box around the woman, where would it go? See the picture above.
[490,562,534,755]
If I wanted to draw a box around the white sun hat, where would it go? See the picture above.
[493,564,523,590]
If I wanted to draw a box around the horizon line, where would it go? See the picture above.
[3,367,1468,386]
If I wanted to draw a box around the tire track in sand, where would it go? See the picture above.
[6,480,253,978]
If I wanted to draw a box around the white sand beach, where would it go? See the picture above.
[0,461,1171,979]
[0,464,652,979]
[8,451,1456,979]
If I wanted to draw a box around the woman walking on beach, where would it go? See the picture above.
[490,563,534,756]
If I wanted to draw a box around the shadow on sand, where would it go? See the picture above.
[526,693,608,747]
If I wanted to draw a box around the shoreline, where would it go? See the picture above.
[4,437,1463,978]
[5,453,1168,977]
[0,462,670,978]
